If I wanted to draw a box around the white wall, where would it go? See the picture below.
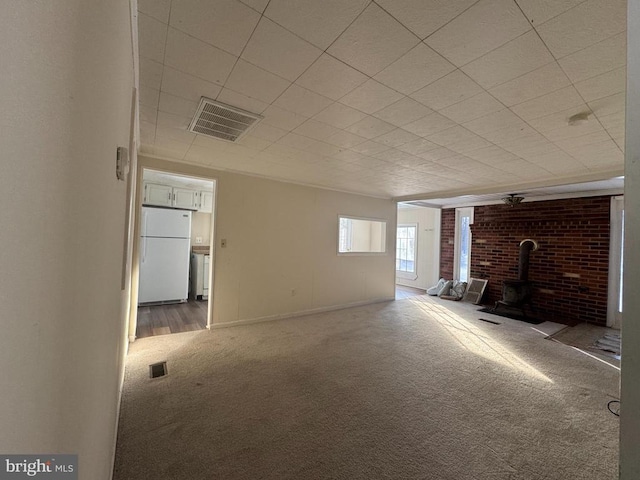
[191,212,212,247]
[0,1,134,479]
[136,157,397,327]
[396,206,441,290]
[620,1,640,477]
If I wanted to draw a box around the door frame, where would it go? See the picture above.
[607,195,624,329]
[128,160,219,341]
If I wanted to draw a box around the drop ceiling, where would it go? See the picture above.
[137,0,626,201]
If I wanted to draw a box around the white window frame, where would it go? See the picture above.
[337,215,387,255]
[454,207,474,282]
[396,223,418,280]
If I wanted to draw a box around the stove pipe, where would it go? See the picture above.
[518,238,539,281]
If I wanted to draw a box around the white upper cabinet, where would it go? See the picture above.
[173,187,199,210]
[143,183,172,207]
[199,191,214,213]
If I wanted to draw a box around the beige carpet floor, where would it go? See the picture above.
[113,296,619,480]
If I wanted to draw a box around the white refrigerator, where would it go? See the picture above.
[138,207,192,304]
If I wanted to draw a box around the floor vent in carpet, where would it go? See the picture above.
[478,318,501,325]
[149,362,168,378]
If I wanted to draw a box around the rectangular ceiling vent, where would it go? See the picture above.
[188,97,262,142]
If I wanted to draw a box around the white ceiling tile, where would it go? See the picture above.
[376,0,479,39]
[515,0,585,26]
[158,92,198,118]
[157,111,192,130]
[325,130,368,149]
[397,138,439,155]
[345,116,397,139]
[264,0,368,49]
[535,0,626,58]
[273,84,333,117]
[479,123,538,145]
[403,112,458,137]
[374,43,456,95]
[169,0,260,56]
[375,129,422,148]
[554,130,612,151]
[238,0,270,14]
[139,57,164,90]
[247,122,288,142]
[164,28,236,85]
[241,18,322,81]
[140,86,160,108]
[155,124,196,144]
[489,62,571,106]
[303,140,342,157]
[558,32,626,83]
[511,86,584,120]
[410,70,483,110]
[151,139,191,159]
[139,121,157,145]
[295,54,368,100]
[138,0,171,23]
[261,105,308,130]
[530,109,605,142]
[417,147,460,162]
[216,88,270,114]
[439,92,504,123]
[425,0,531,66]
[312,102,368,129]
[338,79,404,115]
[463,108,527,136]
[277,132,317,151]
[461,31,554,89]
[428,127,493,153]
[589,92,625,118]
[224,60,291,104]
[350,140,392,155]
[464,145,520,164]
[597,110,626,140]
[191,134,232,152]
[293,119,341,141]
[236,134,272,150]
[332,149,369,163]
[160,66,222,103]
[574,67,625,102]
[138,13,167,63]
[139,104,158,125]
[327,3,419,76]
[372,98,434,127]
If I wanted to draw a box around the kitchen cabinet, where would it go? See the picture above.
[198,190,214,213]
[143,182,201,210]
[143,183,172,207]
[173,187,199,210]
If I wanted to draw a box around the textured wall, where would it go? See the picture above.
[439,209,456,280]
[441,196,611,325]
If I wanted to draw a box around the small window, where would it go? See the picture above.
[396,224,417,274]
[338,216,387,254]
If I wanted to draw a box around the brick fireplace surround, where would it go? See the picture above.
[440,196,612,325]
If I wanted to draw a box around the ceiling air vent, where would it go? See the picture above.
[188,98,262,142]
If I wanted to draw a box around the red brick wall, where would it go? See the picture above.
[440,196,611,325]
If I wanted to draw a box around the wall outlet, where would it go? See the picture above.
[195,236,203,244]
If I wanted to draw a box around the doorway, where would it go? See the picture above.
[135,168,216,339]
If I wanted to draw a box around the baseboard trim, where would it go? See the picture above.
[209,297,395,330]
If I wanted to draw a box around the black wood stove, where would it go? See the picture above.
[492,239,538,316]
